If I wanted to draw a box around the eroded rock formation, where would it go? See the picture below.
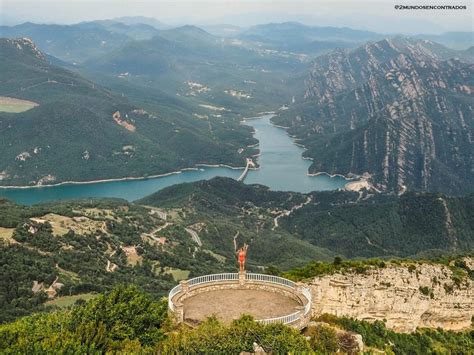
[306,260,473,332]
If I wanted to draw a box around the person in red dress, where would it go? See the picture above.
[237,243,248,272]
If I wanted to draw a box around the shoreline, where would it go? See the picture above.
[308,171,354,180]
[0,113,269,190]
[0,163,248,190]
[263,114,360,186]
[1,111,357,191]
[247,113,356,185]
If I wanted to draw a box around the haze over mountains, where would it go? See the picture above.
[0,13,473,353]
[0,18,473,195]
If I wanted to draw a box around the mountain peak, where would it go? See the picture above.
[1,37,46,62]
[283,37,474,194]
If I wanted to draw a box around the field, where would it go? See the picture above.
[30,213,108,236]
[0,227,15,243]
[164,267,190,281]
[0,96,38,113]
[45,293,97,308]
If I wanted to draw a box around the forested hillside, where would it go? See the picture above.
[0,196,233,323]
[81,24,308,116]
[145,177,474,259]
[2,178,472,323]
[0,38,256,186]
[0,21,157,63]
[280,191,474,258]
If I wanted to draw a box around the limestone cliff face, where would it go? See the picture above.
[275,37,474,194]
[306,261,473,332]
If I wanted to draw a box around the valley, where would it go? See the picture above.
[0,12,473,354]
[0,114,348,205]
[0,23,472,196]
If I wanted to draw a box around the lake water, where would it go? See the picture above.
[0,114,348,205]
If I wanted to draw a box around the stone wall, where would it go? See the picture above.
[306,261,473,332]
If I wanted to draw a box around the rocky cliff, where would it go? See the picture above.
[306,260,473,332]
[275,37,474,194]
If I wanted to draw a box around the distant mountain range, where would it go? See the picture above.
[0,20,472,193]
[78,24,308,116]
[237,22,382,54]
[275,37,474,195]
[2,20,472,63]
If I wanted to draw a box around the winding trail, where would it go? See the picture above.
[143,222,172,242]
[272,196,312,230]
[185,227,202,247]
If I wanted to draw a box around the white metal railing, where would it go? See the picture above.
[168,284,182,312]
[245,273,296,288]
[301,286,312,316]
[188,273,239,286]
[168,273,312,326]
[256,310,302,325]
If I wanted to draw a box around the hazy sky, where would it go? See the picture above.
[1,0,473,33]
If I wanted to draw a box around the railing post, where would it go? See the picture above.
[239,270,246,286]
[180,280,189,294]
[175,301,184,322]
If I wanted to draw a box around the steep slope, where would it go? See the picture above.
[280,191,474,258]
[0,39,256,186]
[275,38,474,194]
[292,259,474,332]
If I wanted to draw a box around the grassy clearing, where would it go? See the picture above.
[0,227,15,243]
[30,213,108,236]
[46,293,96,308]
[56,266,81,282]
[81,208,122,221]
[122,245,143,266]
[0,96,38,113]
[164,267,190,281]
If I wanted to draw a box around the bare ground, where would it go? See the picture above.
[183,289,301,323]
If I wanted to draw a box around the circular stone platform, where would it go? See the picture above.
[168,273,312,329]
[183,288,301,323]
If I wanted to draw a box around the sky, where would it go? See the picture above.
[1,0,473,34]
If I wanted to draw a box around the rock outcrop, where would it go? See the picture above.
[306,260,473,332]
[275,37,474,194]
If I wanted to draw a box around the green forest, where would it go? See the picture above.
[1,285,472,354]
[0,38,258,186]
[1,178,473,323]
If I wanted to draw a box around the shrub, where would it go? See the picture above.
[419,286,431,296]
[159,315,312,353]
[0,285,168,353]
[305,324,339,353]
